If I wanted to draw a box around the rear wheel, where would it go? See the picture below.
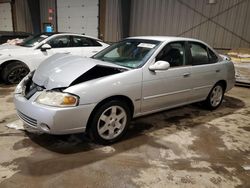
[89,100,131,145]
[1,62,29,84]
[204,83,225,110]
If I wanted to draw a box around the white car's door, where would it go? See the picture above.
[28,35,73,70]
[141,41,193,113]
[71,36,106,57]
[46,35,74,55]
[188,42,221,101]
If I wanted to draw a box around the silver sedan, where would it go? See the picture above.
[14,36,235,144]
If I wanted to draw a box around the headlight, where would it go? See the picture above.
[14,82,23,94]
[35,91,79,107]
[14,70,35,94]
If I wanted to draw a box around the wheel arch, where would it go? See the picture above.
[204,80,227,110]
[206,80,227,99]
[215,80,227,91]
[0,60,29,72]
[85,95,134,133]
[0,60,30,84]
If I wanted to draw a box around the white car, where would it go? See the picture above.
[227,48,250,85]
[0,33,109,84]
[14,36,235,144]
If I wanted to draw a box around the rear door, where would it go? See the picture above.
[187,41,221,101]
[71,35,105,57]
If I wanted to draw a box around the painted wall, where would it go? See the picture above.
[0,2,13,31]
[14,0,33,33]
[105,0,250,49]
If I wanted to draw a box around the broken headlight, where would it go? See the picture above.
[14,70,35,94]
[35,91,79,107]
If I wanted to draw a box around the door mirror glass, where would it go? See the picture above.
[149,61,170,71]
[41,43,51,51]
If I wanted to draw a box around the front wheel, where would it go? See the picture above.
[2,62,29,84]
[203,83,225,110]
[89,100,131,145]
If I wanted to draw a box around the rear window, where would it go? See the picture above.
[190,42,209,65]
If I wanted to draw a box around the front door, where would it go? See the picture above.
[46,35,73,55]
[141,41,193,113]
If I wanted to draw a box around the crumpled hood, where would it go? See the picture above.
[33,53,126,90]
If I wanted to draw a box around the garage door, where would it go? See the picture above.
[57,0,99,38]
[0,3,13,31]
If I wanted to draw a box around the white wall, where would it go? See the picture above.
[0,2,13,31]
[57,0,99,37]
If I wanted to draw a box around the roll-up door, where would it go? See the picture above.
[57,0,98,37]
[0,3,13,31]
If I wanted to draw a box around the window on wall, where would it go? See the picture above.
[189,42,209,65]
[48,36,71,48]
[156,42,185,67]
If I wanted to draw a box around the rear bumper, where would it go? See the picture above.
[226,78,235,92]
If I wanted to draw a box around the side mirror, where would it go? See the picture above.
[149,61,170,71]
[41,43,51,51]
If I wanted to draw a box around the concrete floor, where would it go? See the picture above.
[0,85,249,188]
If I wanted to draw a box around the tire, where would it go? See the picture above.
[203,83,225,110]
[1,62,29,84]
[89,100,131,145]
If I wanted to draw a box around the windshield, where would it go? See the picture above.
[93,39,161,68]
[19,33,52,47]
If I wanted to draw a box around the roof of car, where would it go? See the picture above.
[127,36,203,43]
[40,32,102,41]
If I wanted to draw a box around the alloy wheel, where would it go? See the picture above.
[97,105,127,140]
[210,85,223,107]
[8,67,29,84]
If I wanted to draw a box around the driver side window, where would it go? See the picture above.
[156,42,185,67]
[47,36,71,48]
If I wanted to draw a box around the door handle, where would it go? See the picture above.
[216,69,220,73]
[92,51,99,53]
[63,52,70,54]
[183,73,191,78]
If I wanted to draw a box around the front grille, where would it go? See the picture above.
[17,111,37,127]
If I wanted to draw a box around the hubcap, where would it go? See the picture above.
[8,67,29,84]
[97,106,127,140]
[210,85,223,107]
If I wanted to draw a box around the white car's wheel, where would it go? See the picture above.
[2,62,29,84]
[204,83,225,110]
[89,100,131,144]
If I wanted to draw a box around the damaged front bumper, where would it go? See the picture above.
[14,77,96,135]
[14,92,96,134]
